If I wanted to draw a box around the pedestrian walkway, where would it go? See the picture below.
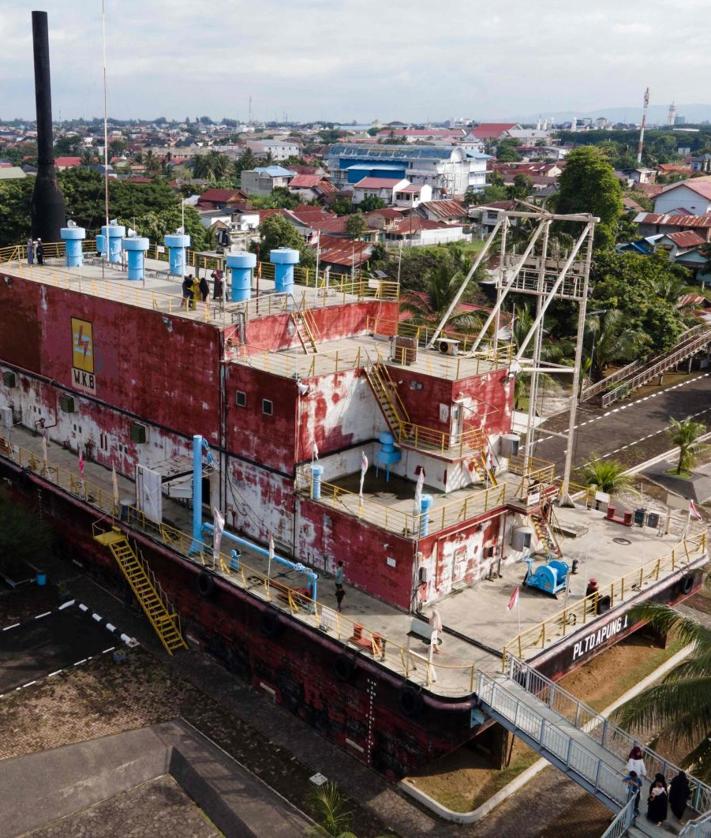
[477,656,711,837]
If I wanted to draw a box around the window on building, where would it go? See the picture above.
[236,390,247,408]
[262,398,273,416]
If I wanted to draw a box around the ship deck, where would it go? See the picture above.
[1,257,373,328]
[3,258,506,381]
[1,423,705,697]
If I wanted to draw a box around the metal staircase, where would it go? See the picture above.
[291,308,319,354]
[477,656,711,836]
[583,325,711,408]
[365,359,489,457]
[530,510,561,556]
[94,527,188,655]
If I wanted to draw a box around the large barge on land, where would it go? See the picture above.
[0,234,706,781]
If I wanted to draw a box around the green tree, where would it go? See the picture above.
[0,489,52,567]
[585,309,649,381]
[580,459,633,494]
[401,260,480,331]
[497,138,522,162]
[191,150,231,181]
[616,604,711,780]
[358,194,386,212]
[309,782,353,837]
[0,178,33,247]
[669,416,707,475]
[234,148,258,180]
[257,214,314,267]
[554,146,623,248]
[345,213,367,239]
[331,195,354,216]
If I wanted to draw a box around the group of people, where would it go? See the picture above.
[181,269,225,310]
[624,745,691,826]
[26,238,45,265]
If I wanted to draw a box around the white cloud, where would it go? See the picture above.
[0,0,709,121]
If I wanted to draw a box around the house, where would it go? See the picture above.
[315,235,373,274]
[384,216,467,246]
[392,182,432,209]
[469,200,518,236]
[327,143,472,197]
[0,166,27,181]
[466,151,490,191]
[240,165,295,196]
[196,188,249,210]
[417,199,468,225]
[468,123,519,141]
[245,140,300,161]
[287,174,337,202]
[350,177,406,205]
[634,211,711,242]
[653,178,711,216]
[54,156,82,170]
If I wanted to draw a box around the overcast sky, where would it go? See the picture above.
[1,0,709,123]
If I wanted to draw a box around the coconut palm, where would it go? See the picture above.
[401,262,482,332]
[308,782,353,837]
[585,309,649,382]
[616,604,711,781]
[669,417,707,475]
[580,458,633,494]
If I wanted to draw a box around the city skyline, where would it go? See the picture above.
[1,0,709,123]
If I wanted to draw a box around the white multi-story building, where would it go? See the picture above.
[327,143,478,198]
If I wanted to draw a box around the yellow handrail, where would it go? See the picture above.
[502,529,708,665]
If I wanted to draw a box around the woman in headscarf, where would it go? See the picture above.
[669,771,691,820]
[626,745,647,781]
[647,778,668,826]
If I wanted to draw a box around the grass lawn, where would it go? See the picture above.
[406,632,684,812]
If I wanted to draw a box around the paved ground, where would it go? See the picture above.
[531,373,711,473]
[27,775,219,838]
[0,604,116,692]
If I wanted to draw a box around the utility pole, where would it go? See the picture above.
[637,87,650,165]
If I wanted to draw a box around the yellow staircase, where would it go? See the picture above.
[530,513,562,558]
[94,528,188,655]
[291,308,319,354]
[364,360,410,438]
[479,450,498,486]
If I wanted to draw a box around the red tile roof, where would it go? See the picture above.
[666,230,706,248]
[197,188,248,206]
[55,156,82,168]
[418,199,467,221]
[390,217,447,234]
[636,211,711,229]
[659,178,711,201]
[470,123,517,140]
[353,177,400,189]
[289,174,323,188]
[317,234,372,267]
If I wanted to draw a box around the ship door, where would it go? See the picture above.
[450,403,463,445]
[202,476,211,508]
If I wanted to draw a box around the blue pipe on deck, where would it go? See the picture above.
[191,434,214,553]
[201,522,318,602]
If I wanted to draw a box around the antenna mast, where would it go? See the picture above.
[101,0,110,273]
[637,87,650,165]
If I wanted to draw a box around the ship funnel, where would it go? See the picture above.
[30,11,66,243]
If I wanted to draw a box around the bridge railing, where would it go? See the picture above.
[600,796,637,838]
[477,670,629,808]
[501,655,711,817]
[681,810,711,837]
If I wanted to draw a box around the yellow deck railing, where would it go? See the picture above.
[0,430,475,696]
[502,530,708,666]
[303,476,509,537]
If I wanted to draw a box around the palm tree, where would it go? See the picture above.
[401,262,482,332]
[309,782,353,837]
[580,458,633,494]
[616,604,711,780]
[586,309,649,382]
[669,417,707,475]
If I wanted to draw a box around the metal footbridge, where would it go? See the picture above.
[476,656,711,837]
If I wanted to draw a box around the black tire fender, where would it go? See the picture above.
[260,609,283,638]
[197,570,216,598]
[399,685,425,719]
[680,574,695,596]
[334,654,357,682]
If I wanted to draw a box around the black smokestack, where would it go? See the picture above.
[30,10,66,243]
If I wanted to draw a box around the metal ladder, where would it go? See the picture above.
[94,527,188,655]
[291,308,319,354]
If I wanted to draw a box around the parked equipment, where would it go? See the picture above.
[523,556,570,597]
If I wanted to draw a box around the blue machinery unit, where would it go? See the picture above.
[523,556,569,597]
[190,435,319,601]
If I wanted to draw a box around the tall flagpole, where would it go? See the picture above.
[101,0,110,278]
